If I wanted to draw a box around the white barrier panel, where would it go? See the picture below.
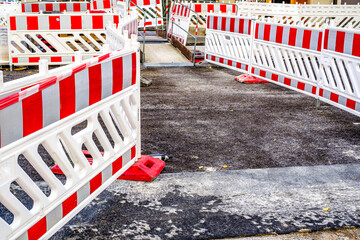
[8,13,120,66]
[114,1,127,18]
[319,27,360,116]
[21,2,90,13]
[190,3,238,30]
[106,13,138,51]
[205,14,252,73]
[92,0,113,10]
[237,2,360,29]
[167,2,192,45]
[0,40,140,240]
[130,0,163,28]
[251,21,323,97]
[0,2,21,26]
[205,13,360,118]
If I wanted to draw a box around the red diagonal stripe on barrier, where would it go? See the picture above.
[60,75,76,119]
[31,3,39,13]
[302,30,311,49]
[90,173,102,194]
[27,16,39,30]
[22,91,43,137]
[112,156,123,175]
[220,4,226,13]
[104,0,111,8]
[92,15,104,29]
[239,19,244,34]
[131,146,136,159]
[89,64,102,105]
[74,3,81,11]
[71,16,82,29]
[335,31,345,53]
[49,16,61,30]
[230,18,235,33]
[352,34,360,57]
[62,192,77,217]
[255,23,259,39]
[221,17,226,31]
[276,26,283,43]
[46,3,53,11]
[289,28,297,46]
[27,217,47,240]
[195,4,201,13]
[346,99,356,110]
[324,29,329,50]
[318,32,323,51]
[207,4,214,13]
[10,16,16,30]
[263,24,270,41]
[59,3,67,12]
[132,53,137,85]
[21,3,25,12]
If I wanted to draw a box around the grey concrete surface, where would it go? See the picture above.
[51,164,360,239]
[142,43,190,63]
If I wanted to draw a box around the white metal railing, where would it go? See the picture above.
[205,13,360,117]
[0,30,141,240]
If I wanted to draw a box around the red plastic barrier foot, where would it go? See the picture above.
[235,74,268,83]
[118,155,165,182]
[50,150,99,175]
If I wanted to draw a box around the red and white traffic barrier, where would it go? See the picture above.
[205,13,360,117]
[205,15,253,74]
[318,27,360,116]
[190,3,238,31]
[0,34,140,240]
[251,21,323,98]
[8,13,120,66]
[92,0,113,10]
[167,2,192,45]
[237,1,360,29]
[128,0,163,28]
[21,2,90,13]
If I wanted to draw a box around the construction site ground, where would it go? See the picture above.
[2,62,360,239]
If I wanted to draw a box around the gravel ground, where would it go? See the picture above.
[140,66,360,173]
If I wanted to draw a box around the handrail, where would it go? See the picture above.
[170,20,197,66]
[129,0,146,62]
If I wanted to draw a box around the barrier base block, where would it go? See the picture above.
[118,155,165,182]
[235,74,268,83]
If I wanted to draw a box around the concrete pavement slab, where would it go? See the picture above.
[51,163,360,239]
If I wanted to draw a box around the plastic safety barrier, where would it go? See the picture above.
[205,14,253,73]
[0,35,140,240]
[129,0,163,28]
[21,2,90,13]
[251,21,323,97]
[92,0,114,11]
[319,27,360,116]
[237,2,360,29]
[167,2,192,45]
[190,3,237,30]
[107,13,138,51]
[205,13,360,117]
[0,2,21,26]
[8,13,120,66]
